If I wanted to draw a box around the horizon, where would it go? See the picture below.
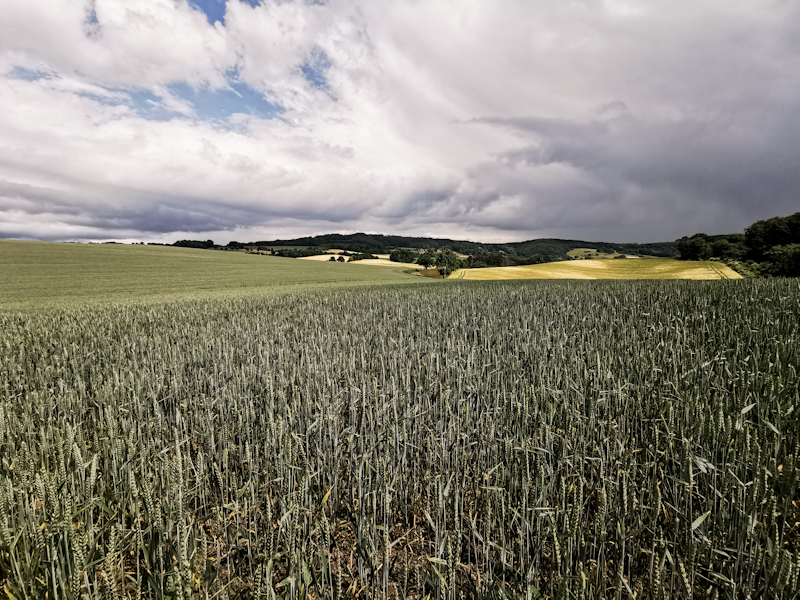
[2,1,799,244]
[2,229,699,248]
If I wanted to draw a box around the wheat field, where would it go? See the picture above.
[0,278,796,599]
[450,258,741,280]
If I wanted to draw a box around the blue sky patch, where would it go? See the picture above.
[187,0,226,25]
[301,47,332,90]
[74,88,175,121]
[187,0,261,26]
[8,66,51,81]
[187,0,262,26]
[84,1,101,38]
[167,79,284,121]
[128,90,177,121]
[8,63,283,122]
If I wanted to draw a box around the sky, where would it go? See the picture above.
[1,0,799,244]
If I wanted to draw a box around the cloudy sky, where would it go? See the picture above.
[1,0,798,244]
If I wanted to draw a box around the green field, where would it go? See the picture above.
[451,257,741,280]
[0,240,427,308]
[0,239,796,598]
[1,275,798,598]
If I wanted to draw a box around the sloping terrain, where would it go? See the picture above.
[451,257,741,280]
[0,239,427,308]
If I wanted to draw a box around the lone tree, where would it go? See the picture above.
[417,253,436,269]
[435,251,462,277]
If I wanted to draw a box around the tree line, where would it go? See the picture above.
[170,211,799,277]
[677,211,800,276]
[248,233,679,261]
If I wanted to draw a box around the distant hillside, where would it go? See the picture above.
[235,233,678,264]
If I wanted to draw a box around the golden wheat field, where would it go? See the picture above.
[297,255,421,268]
[450,257,742,280]
[296,254,346,261]
[352,258,422,268]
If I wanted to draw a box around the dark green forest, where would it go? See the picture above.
[249,234,678,263]
[678,212,800,276]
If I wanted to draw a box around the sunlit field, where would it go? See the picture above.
[350,258,421,268]
[297,255,421,269]
[451,257,741,280]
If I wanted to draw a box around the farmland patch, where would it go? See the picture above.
[0,239,427,308]
[452,257,741,280]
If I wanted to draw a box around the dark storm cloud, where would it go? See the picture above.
[0,177,367,241]
[460,105,800,240]
[0,180,84,214]
[79,197,364,235]
[0,179,271,237]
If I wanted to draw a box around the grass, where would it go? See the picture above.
[419,267,445,279]
[451,257,742,280]
[0,239,428,308]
